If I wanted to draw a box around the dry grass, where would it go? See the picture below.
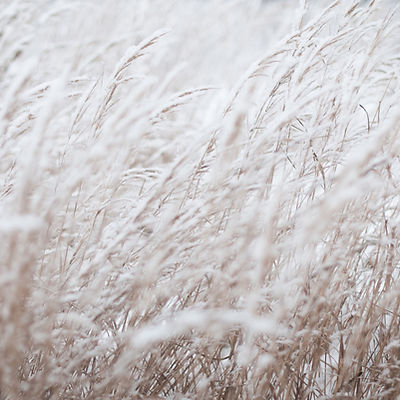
[1,0,400,398]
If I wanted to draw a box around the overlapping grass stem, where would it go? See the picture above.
[0,0,400,398]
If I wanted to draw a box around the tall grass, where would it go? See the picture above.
[1,0,400,398]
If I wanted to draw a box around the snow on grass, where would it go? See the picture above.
[1,0,400,398]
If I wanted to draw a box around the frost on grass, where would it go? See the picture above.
[1,0,400,399]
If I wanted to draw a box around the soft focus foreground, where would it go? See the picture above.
[1,0,400,398]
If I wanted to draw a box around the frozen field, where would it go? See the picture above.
[1,0,400,399]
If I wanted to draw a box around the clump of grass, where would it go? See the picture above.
[1,0,400,399]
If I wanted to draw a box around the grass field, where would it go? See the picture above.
[1,0,400,398]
